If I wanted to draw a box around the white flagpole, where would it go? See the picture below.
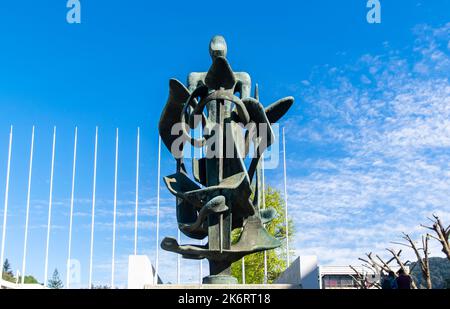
[177,229,180,284]
[111,128,119,288]
[66,127,78,288]
[199,239,203,284]
[262,154,268,284]
[21,125,35,284]
[1,126,13,270]
[241,257,245,284]
[44,126,56,286]
[198,127,203,285]
[88,126,98,288]
[282,127,290,267]
[154,136,161,285]
[134,127,140,255]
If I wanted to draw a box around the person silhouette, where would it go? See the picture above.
[396,269,412,289]
[381,271,398,289]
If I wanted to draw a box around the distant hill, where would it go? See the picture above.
[409,257,450,289]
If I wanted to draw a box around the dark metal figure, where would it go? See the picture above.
[159,36,294,284]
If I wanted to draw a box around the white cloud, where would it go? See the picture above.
[283,23,450,266]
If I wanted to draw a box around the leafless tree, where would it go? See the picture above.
[392,233,431,289]
[350,251,402,289]
[385,248,418,289]
[421,214,450,261]
[358,252,392,275]
[349,265,371,289]
[354,250,419,289]
[349,264,382,289]
[351,214,448,290]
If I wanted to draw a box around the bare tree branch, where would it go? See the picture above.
[386,248,418,289]
[349,265,368,289]
[401,233,432,289]
[421,215,450,261]
[349,265,381,289]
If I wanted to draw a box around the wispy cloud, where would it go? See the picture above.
[283,23,450,266]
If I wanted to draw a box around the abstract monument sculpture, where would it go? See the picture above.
[158,36,294,284]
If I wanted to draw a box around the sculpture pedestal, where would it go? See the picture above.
[202,275,238,284]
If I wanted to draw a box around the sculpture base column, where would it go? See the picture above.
[202,275,238,284]
[205,259,235,284]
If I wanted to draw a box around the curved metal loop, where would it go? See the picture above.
[193,90,250,126]
[184,85,208,129]
[180,85,209,148]
[180,87,254,148]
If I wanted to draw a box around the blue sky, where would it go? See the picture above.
[0,1,449,287]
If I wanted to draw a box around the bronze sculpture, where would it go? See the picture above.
[158,35,294,284]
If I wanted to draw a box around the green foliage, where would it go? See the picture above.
[231,186,295,284]
[48,268,63,289]
[2,258,12,275]
[3,273,16,283]
[2,257,41,285]
[22,275,39,284]
[2,258,16,283]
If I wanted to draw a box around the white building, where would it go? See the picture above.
[319,265,378,289]
[275,256,406,289]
